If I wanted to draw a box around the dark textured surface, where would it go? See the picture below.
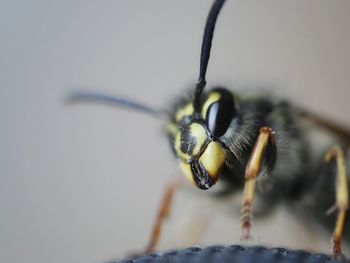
[110,245,347,263]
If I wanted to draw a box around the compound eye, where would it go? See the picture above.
[205,89,236,137]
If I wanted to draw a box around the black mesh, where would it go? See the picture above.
[109,245,347,263]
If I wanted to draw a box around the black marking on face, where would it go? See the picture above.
[190,159,215,190]
[180,126,197,155]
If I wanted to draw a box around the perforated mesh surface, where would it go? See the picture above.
[111,245,347,263]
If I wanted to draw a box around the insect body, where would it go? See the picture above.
[68,0,349,259]
[168,87,302,197]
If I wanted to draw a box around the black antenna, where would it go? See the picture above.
[194,0,226,111]
[66,91,162,118]
[67,1,226,118]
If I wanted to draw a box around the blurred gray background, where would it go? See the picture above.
[1,1,350,262]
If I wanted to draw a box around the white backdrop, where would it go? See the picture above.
[1,1,350,263]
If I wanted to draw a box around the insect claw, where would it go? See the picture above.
[332,238,346,261]
[240,228,253,242]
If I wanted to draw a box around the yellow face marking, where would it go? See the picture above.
[179,161,195,185]
[189,123,207,156]
[175,102,194,122]
[199,141,225,182]
[201,92,221,119]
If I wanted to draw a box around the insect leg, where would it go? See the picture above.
[240,127,276,241]
[324,146,349,259]
[144,177,183,253]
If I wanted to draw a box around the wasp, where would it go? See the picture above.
[67,0,349,259]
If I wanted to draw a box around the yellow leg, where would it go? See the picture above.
[144,178,182,253]
[240,127,275,241]
[324,146,349,259]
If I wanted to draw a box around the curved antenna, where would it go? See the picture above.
[194,0,226,111]
[66,91,163,118]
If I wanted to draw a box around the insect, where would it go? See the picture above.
[67,0,349,259]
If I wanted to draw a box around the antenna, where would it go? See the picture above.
[66,91,162,118]
[66,1,226,118]
[194,0,226,112]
